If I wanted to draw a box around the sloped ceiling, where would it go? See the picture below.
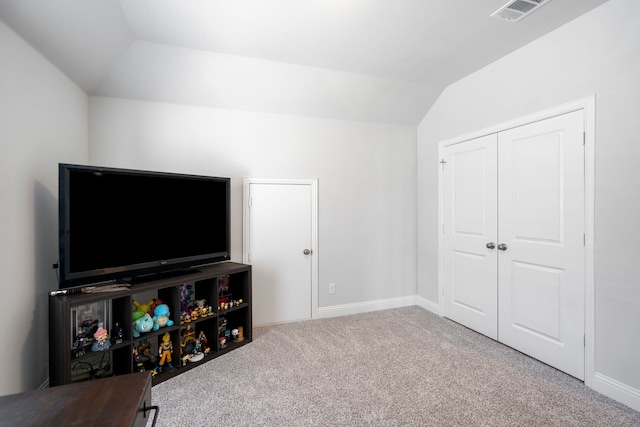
[0,0,609,125]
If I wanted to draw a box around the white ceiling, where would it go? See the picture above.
[0,0,610,125]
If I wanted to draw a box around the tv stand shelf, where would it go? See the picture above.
[49,262,252,387]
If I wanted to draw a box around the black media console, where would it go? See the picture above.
[49,262,251,386]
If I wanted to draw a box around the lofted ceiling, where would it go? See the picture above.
[0,0,609,125]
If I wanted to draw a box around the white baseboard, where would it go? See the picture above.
[317,295,417,319]
[592,372,640,412]
[316,295,441,319]
[415,295,441,316]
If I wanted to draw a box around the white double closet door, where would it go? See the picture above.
[442,110,585,380]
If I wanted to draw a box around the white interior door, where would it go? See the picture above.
[245,180,316,326]
[497,110,585,380]
[442,134,498,339]
[442,110,585,380]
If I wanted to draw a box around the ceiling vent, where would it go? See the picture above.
[491,0,550,22]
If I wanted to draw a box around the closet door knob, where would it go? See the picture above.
[486,242,496,249]
[497,243,508,251]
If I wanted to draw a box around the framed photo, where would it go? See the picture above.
[71,301,110,349]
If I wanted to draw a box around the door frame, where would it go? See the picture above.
[243,178,319,320]
[438,96,596,386]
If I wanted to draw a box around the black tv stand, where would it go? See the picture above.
[129,267,202,284]
[49,262,252,386]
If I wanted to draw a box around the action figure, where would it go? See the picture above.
[74,333,86,357]
[157,332,174,372]
[113,321,124,344]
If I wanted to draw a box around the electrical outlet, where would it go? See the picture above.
[329,283,336,294]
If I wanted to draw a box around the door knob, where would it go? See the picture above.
[303,249,311,255]
[486,242,496,249]
[497,243,508,251]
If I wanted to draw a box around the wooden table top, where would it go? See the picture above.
[0,372,153,427]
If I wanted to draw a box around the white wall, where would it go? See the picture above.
[0,19,88,396]
[417,0,640,408]
[2,5,417,395]
[89,97,417,310]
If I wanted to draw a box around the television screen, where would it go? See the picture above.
[58,163,231,288]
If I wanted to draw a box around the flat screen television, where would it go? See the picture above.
[58,163,231,289]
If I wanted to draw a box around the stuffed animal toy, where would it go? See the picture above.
[132,299,155,315]
[132,310,154,337]
[152,304,174,331]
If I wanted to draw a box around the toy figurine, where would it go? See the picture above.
[74,333,86,357]
[180,283,194,316]
[197,330,208,347]
[137,342,157,369]
[91,326,110,352]
[218,275,230,295]
[182,312,191,323]
[132,347,145,372]
[195,299,208,317]
[151,366,160,377]
[188,337,204,363]
[132,311,154,337]
[113,321,124,344]
[197,331,210,354]
[218,317,227,339]
[157,332,174,372]
[180,326,196,365]
[152,304,174,330]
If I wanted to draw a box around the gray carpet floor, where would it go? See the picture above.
[148,306,640,426]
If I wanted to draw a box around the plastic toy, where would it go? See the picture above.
[198,330,209,348]
[132,311,154,337]
[132,347,145,372]
[152,304,174,330]
[180,283,194,316]
[180,326,196,365]
[148,298,163,317]
[188,339,204,362]
[136,341,157,369]
[157,332,174,371]
[113,321,124,344]
[236,326,245,342]
[132,299,155,315]
[91,326,110,352]
[181,311,191,323]
[74,334,86,357]
[194,299,208,317]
